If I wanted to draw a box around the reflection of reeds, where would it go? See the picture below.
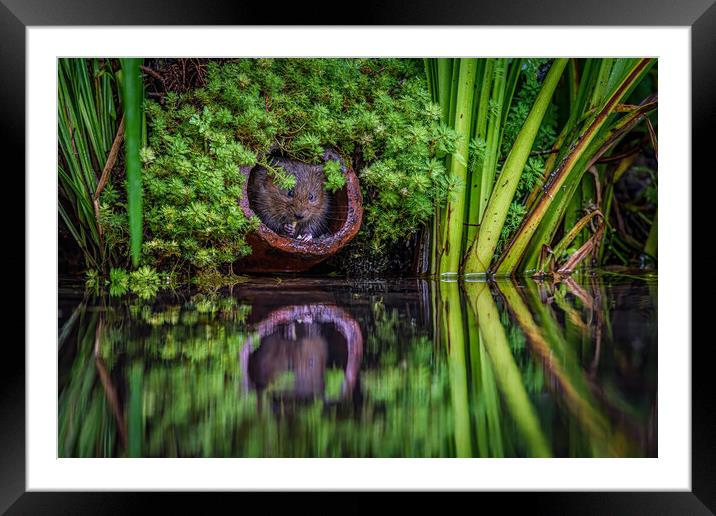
[436,279,551,457]
[59,305,120,457]
[440,280,472,456]
[467,305,505,457]
[93,315,128,449]
[464,281,551,457]
[497,280,632,456]
[58,278,653,457]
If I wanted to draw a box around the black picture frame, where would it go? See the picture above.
[5,0,712,512]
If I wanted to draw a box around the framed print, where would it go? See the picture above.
[6,0,713,512]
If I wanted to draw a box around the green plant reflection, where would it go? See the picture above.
[58,276,656,457]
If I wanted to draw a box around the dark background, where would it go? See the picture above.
[4,0,713,513]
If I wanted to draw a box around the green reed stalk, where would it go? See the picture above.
[464,60,494,248]
[476,59,508,222]
[438,59,478,275]
[120,58,144,267]
[464,59,568,274]
[426,58,454,274]
[496,58,654,274]
[465,59,522,253]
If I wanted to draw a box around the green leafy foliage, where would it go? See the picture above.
[101,58,453,276]
[501,59,558,157]
[322,159,346,193]
[109,268,129,297]
[128,266,161,299]
[85,269,100,292]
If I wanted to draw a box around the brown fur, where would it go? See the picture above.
[248,156,331,239]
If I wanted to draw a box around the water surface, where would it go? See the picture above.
[58,274,657,458]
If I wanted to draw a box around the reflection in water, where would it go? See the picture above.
[58,275,657,458]
[241,304,363,403]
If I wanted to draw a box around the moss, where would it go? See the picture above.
[102,58,456,281]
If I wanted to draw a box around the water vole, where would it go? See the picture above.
[248,155,333,241]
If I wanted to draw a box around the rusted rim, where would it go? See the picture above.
[238,162,363,257]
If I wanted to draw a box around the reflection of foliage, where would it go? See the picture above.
[58,278,656,458]
[324,369,345,400]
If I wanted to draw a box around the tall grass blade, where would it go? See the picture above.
[464,58,568,273]
[495,58,654,275]
[58,58,121,269]
[120,58,144,267]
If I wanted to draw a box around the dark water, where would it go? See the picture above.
[58,274,657,458]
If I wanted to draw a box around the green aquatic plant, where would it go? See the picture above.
[84,269,101,293]
[119,58,144,267]
[465,58,568,274]
[424,58,564,275]
[424,58,656,277]
[98,58,453,278]
[497,58,656,275]
[58,58,122,271]
[108,268,129,297]
[128,266,161,299]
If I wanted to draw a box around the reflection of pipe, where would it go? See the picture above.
[239,304,363,399]
[93,315,128,449]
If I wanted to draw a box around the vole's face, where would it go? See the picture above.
[269,169,327,223]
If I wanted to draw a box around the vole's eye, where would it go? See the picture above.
[287,189,294,198]
[308,193,315,201]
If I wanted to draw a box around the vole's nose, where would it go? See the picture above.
[295,212,305,220]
